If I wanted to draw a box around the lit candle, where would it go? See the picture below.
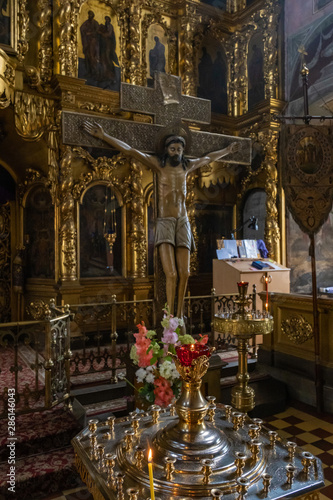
[265,276,269,311]
[148,448,155,500]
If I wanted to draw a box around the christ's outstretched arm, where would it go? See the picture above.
[82,121,160,171]
[186,141,240,173]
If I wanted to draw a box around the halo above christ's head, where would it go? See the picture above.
[155,121,191,156]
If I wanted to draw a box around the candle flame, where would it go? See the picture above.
[148,448,152,462]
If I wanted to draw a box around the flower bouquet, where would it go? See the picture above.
[129,307,208,407]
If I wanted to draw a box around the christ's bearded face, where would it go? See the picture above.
[166,142,184,166]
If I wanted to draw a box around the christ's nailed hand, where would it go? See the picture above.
[227,142,240,154]
[82,121,105,140]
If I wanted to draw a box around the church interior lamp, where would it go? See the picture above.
[103,184,117,254]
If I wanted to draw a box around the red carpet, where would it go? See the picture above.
[0,405,82,500]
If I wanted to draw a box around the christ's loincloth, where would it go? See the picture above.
[154,216,196,252]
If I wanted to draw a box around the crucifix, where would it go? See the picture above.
[62,73,251,322]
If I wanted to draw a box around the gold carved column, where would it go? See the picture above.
[261,130,280,262]
[263,0,280,100]
[128,2,142,85]
[17,0,29,63]
[127,160,146,278]
[58,0,77,76]
[38,0,53,89]
[59,147,77,281]
[179,4,201,96]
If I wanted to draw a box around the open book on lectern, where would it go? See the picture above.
[216,239,260,259]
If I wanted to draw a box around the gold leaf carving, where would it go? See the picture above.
[281,315,314,345]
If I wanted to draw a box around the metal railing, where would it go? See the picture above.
[0,288,257,418]
[0,303,71,418]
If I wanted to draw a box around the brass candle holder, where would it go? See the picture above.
[214,281,274,413]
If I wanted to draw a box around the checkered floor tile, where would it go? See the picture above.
[265,402,333,500]
[45,402,333,500]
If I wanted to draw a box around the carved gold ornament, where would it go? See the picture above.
[281,314,314,344]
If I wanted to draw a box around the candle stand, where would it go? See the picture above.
[214,281,274,413]
[72,340,324,500]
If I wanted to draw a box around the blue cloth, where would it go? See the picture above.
[257,239,268,258]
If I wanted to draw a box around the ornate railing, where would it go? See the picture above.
[69,296,154,383]
[0,302,71,418]
[68,289,257,383]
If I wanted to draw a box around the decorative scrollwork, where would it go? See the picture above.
[15,92,55,140]
[281,315,314,344]
[72,148,129,201]
[27,299,52,320]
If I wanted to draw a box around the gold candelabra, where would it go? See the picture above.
[214,281,274,413]
[72,337,323,499]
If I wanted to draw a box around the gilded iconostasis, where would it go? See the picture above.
[0,0,332,321]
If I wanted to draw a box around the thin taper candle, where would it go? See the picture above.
[148,448,155,500]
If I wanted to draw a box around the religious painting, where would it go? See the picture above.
[313,0,333,12]
[287,209,333,294]
[78,1,120,91]
[0,0,16,52]
[146,24,168,88]
[197,39,228,115]
[289,13,333,103]
[80,184,122,278]
[247,35,265,110]
[25,186,55,279]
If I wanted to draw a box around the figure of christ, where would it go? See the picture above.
[82,121,239,320]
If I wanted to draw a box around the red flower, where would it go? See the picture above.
[153,376,174,407]
[197,334,209,345]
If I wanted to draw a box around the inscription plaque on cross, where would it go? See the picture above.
[62,73,251,164]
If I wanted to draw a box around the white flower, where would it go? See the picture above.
[135,367,147,383]
[145,372,155,384]
[159,360,180,382]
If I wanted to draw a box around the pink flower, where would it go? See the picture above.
[197,334,209,345]
[153,377,174,407]
[161,329,178,345]
[133,331,153,367]
[168,317,179,331]
[136,322,147,335]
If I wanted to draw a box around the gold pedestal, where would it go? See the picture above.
[214,281,274,413]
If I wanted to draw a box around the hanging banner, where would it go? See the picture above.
[281,125,333,235]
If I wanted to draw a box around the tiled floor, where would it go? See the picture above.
[265,402,333,500]
[46,402,333,500]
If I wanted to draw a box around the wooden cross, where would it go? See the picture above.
[62,73,251,164]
